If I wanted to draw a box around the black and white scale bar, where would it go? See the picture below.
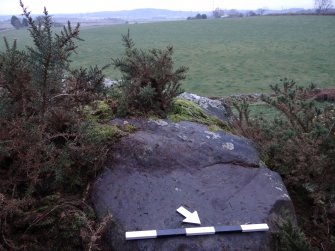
[125,223,269,240]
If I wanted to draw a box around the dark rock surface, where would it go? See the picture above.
[92,119,295,251]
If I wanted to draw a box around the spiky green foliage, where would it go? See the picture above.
[275,220,313,251]
[113,30,188,116]
[258,79,335,176]
[71,65,109,94]
[0,2,116,250]
[0,37,32,118]
[232,99,251,127]
[262,79,320,133]
[21,1,84,114]
[233,79,335,250]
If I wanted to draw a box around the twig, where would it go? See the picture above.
[88,214,112,251]
[327,120,335,138]
[82,184,90,203]
[2,217,21,250]
[50,93,73,100]
[24,201,81,233]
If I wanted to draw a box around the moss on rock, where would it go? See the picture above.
[168,98,231,131]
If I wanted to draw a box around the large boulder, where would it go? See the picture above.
[92,118,295,251]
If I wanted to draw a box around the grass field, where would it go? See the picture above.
[1,16,334,96]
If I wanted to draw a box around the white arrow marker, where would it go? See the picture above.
[177,206,201,225]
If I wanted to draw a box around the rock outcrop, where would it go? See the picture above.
[178,92,232,122]
[92,116,296,251]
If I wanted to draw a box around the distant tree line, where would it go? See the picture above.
[10,15,28,29]
[187,13,207,20]
[183,5,335,22]
[11,15,63,29]
[209,1,334,19]
[212,8,268,19]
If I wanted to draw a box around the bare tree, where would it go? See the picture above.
[247,11,257,17]
[257,7,268,16]
[212,8,225,18]
[314,0,333,14]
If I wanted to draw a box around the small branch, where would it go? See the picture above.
[88,214,113,251]
[24,201,83,234]
[46,132,76,142]
[327,120,335,138]
[2,217,21,250]
[50,93,73,101]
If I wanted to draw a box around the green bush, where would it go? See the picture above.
[112,31,188,116]
[0,2,114,250]
[233,78,335,250]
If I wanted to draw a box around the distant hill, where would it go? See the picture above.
[1,9,203,28]
[0,8,324,29]
[49,8,319,22]
[0,15,11,21]
[52,9,202,22]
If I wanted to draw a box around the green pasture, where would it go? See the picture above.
[1,16,334,96]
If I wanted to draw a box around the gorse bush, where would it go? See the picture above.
[0,2,114,250]
[233,78,335,250]
[260,79,334,180]
[234,78,335,180]
[113,31,188,116]
[0,2,108,194]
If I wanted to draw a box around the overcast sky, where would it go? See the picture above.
[0,0,315,15]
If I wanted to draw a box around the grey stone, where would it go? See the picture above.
[104,78,120,87]
[92,119,295,251]
[178,92,232,122]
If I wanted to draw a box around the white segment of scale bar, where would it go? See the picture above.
[185,226,216,236]
[240,224,269,232]
[126,230,157,240]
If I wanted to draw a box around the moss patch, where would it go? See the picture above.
[84,100,114,122]
[85,123,125,144]
[168,98,230,131]
[208,124,221,132]
[122,124,137,133]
